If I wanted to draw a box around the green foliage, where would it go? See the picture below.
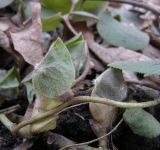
[109,60,160,75]
[66,34,87,76]
[32,38,75,99]
[0,67,19,103]
[0,0,14,9]
[80,0,104,14]
[123,108,160,138]
[97,10,149,50]
[41,8,62,31]
[70,11,98,21]
[40,0,71,14]
[22,73,35,104]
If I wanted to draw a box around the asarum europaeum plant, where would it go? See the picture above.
[0,38,159,139]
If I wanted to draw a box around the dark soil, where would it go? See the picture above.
[1,86,160,149]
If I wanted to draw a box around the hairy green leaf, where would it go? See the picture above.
[32,38,75,99]
[123,108,160,138]
[66,34,87,76]
[109,60,160,75]
[97,10,149,50]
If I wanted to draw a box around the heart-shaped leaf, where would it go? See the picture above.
[32,38,75,99]
[123,107,160,138]
[109,60,160,75]
[97,10,149,50]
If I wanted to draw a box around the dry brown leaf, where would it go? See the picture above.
[10,2,43,66]
[142,44,160,59]
[0,19,16,31]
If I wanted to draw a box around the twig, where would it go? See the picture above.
[73,59,94,87]
[0,105,20,114]
[62,0,79,35]
[60,119,123,150]
[12,96,159,134]
[108,0,160,16]
[62,16,78,35]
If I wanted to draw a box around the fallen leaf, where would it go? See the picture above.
[0,19,16,31]
[142,44,160,59]
[10,2,43,66]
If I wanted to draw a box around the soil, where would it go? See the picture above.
[1,100,160,150]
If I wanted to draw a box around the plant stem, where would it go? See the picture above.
[0,105,20,114]
[0,114,15,131]
[12,96,159,134]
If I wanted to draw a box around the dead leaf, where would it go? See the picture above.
[142,44,160,59]
[0,19,16,31]
[10,2,43,66]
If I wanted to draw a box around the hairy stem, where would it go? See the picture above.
[12,96,159,134]
[0,114,15,131]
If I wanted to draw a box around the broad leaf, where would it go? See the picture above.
[0,0,14,9]
[97,10,149,50]
[123,108,160,138]
[41,7,62,31]
[0,67,19,101]
[112,8,143,28]
[109,60,160,75]
[32,38,75,99]
[40,0,71,14]
[89,68,127,128]
[92,68,127,101]
[66,34,87,76]
[81,0,105,14]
